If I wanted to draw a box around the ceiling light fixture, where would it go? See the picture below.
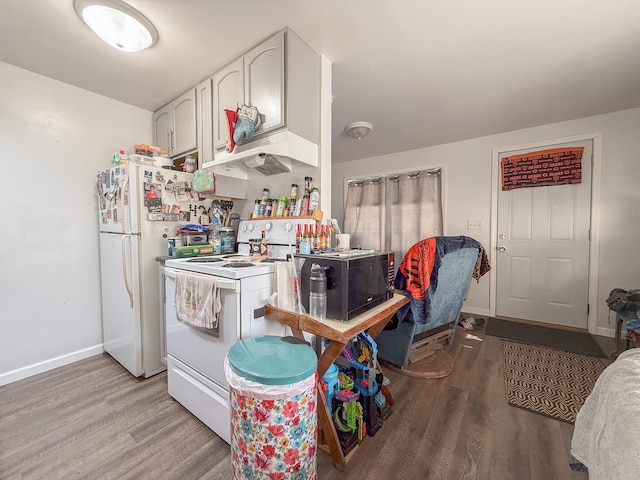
[74,0,158,52]
[345,121,373,140]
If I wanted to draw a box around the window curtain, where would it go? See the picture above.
[343,169,443,262]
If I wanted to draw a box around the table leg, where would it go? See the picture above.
[315,340,349,470]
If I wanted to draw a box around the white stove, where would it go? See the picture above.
[165,254,275,279]
[164,221,313,444]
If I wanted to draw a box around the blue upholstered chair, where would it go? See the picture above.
[377,245,479,378]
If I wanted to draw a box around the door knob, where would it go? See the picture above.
[499,246,507,252]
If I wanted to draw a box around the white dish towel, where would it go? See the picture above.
[174,271,221,329]
[275,261,295,311]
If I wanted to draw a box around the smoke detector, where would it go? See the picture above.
[344,122,373,140]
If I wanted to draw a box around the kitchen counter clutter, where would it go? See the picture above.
[264,293,409,471]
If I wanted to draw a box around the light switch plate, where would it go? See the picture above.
[467,219,483,230]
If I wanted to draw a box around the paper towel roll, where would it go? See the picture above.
[336,234,350,250]
[275,262,295,311]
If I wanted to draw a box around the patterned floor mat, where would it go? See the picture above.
[501,340,605,423]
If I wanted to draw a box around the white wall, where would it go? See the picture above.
[332,108,640,336]
[0,62,152,385]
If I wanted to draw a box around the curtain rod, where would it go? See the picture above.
[348,168,441,186]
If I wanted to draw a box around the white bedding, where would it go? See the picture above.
[571,348,640,479]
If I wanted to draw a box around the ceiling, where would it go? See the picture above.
[2,0,640,164]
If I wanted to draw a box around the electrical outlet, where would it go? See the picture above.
[467,219,483,230]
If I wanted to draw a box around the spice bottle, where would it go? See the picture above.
[304,177,313,196]
[309,185,320,213]
[276,195,287,216]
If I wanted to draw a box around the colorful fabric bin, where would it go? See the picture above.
[225,336,318,480]
[625,318,640,344]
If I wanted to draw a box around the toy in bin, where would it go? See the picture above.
[339,332,388,436]
[321,364,340,414]
[333,388,363,455]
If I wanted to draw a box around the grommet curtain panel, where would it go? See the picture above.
[343,169,443,262]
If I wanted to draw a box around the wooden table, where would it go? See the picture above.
[265,293,409,471]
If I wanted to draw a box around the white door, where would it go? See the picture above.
[496,140,592,329]
[100,232,142,376]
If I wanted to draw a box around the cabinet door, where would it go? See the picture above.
[196,78,213,164]
[212,58,244,152]
[153,104,171,155]
[171,88,197,157]
[244,30,285,136]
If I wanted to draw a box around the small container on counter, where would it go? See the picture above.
[219,227,236,254]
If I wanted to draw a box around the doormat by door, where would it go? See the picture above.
[485,317,608,358]
[501,340,605,423]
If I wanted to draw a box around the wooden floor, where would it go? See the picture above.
[0,329,616,480]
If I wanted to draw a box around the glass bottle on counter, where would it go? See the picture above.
[209,218,221,254]
[300,225,311,254]
[312,224,319,251]
[295,224,302,253]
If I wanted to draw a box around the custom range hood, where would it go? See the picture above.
[210,131,318,176]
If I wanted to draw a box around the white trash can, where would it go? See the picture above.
[225,335,318,479]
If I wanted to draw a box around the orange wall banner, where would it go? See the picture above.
[501,147,584,190]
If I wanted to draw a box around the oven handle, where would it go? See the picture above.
[164,267,240,292]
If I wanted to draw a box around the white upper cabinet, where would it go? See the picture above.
[196,78,213,164]
[243,31,285,136]
[152,104,171,154]
[212,58,244,152]
[211,28,319,159]
[153,88,197,158]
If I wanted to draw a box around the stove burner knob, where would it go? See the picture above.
[284,222,293,232]
[265,221,272,231]
[247,223,255,232]
[241,224,248,233]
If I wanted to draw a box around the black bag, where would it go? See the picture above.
[606,288,629,312]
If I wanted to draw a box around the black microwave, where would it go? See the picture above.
[296,251,395,321]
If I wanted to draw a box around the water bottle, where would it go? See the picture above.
[309,264,327,322]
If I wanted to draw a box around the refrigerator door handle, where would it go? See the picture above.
[122,234,135,308]
[121,163,132,235]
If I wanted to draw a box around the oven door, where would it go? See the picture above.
[165,267,241,389]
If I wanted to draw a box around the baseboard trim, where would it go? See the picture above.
[0,344,104,387]
[460,307,492,318]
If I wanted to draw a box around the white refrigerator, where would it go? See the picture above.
[97,161,205,377]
